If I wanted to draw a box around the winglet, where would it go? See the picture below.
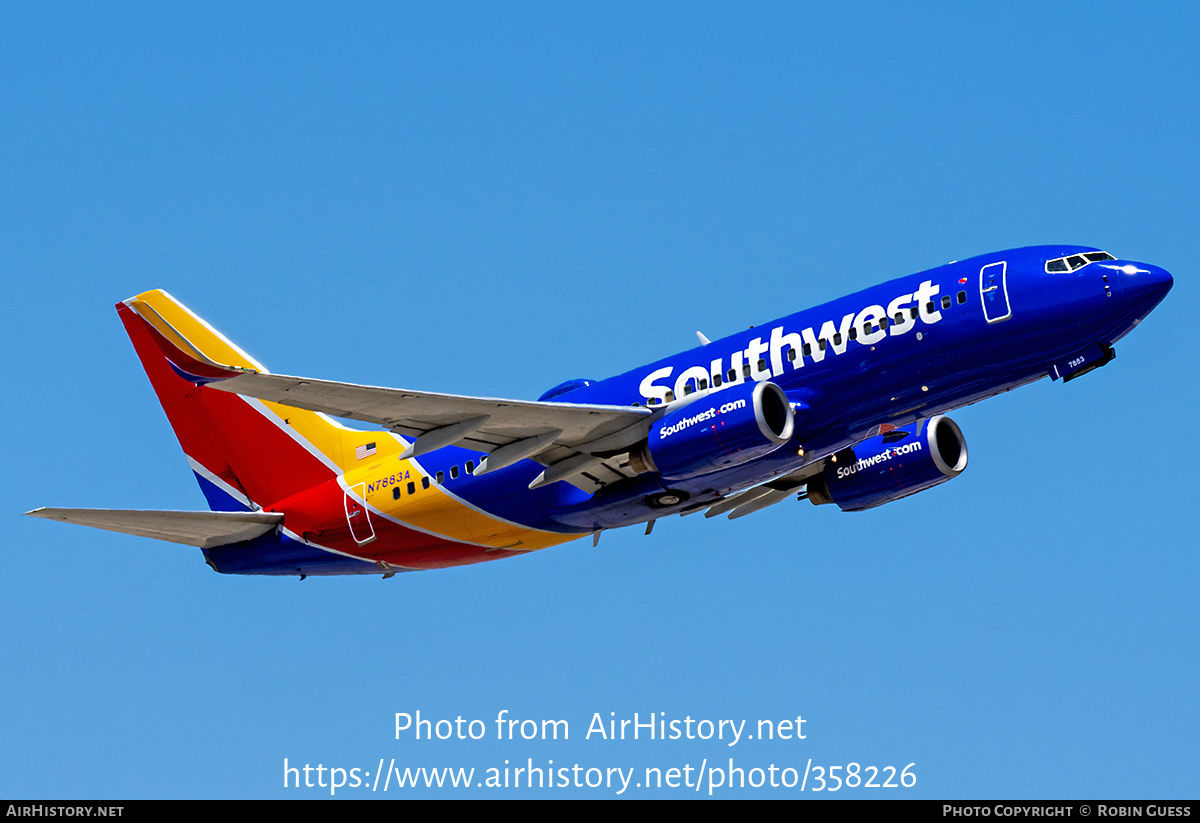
[121,291,257,385]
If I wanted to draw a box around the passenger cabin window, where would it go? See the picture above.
[393,487,401,500]
[450,465,459,480]
[941,295,951,309]
[407,481,415,495]
[436,471,444,484]
[957,291,966,304]
[465,461,474,474]
[422,477,430,489]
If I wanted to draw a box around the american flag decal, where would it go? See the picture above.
[356,442,377,460]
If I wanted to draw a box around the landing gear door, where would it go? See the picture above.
[980,261,1012,324]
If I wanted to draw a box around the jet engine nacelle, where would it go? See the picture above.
[631,380,795,481]
[807,415,968,511]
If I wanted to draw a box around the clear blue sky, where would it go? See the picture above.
[3,2,1197,798]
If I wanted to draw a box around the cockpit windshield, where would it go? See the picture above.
[1045,251,1115,273]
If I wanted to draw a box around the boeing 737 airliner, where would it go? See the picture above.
[28,245,1172,576]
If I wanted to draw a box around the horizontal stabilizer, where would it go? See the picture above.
[25,508,283,549]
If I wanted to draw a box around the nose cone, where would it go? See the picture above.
[1128,262,1173,310]
[1111,261,1173,315]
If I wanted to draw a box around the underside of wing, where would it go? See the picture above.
[212,371,650,455]
[700,459,828,519]
[206,371,654,491]
[25,508,284,549]
[128,300,656,490]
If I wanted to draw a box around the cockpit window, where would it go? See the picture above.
[1044,251,1115,273]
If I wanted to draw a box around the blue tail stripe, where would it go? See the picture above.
[193,471,252,513]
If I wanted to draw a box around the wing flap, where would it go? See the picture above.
[704,459,827,519]
[25,508,283,549]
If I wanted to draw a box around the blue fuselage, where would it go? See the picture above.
[413,245,1172,532]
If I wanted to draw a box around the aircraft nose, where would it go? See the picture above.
[1115,261,1174,311]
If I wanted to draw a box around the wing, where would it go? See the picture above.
[134,300,655,490]
[209,371,654,489]
[25,508,283,549]
[695,460,828,519]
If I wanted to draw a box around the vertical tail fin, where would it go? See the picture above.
[117,290,352,511]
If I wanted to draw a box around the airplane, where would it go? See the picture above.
[27,245,1172,577]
